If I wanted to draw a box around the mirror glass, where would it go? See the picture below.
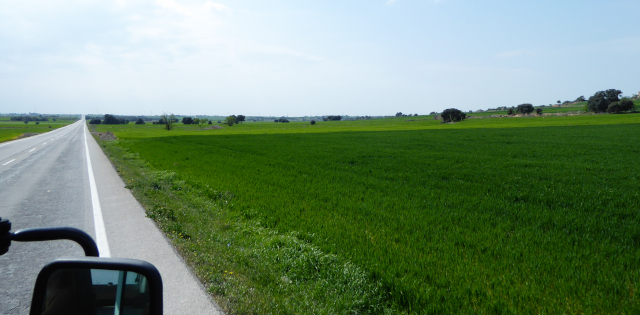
[42,268,150,315]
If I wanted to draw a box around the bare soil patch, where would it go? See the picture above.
[92,131,117,141]
[16,133,39,139]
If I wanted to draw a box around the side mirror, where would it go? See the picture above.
[30,257,163,315]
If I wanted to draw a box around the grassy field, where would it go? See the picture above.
[0,117,78,143]
[95,112,640,314]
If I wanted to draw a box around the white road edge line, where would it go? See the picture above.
[84,123,111,257]
[2,159,15,166]
[29,148,36,152]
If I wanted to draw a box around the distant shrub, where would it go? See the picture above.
[89,119,101,124]
[619,97,635,112]
[275,120,279,123]
[35,122,40,124]
[535,108,543,115]
[208,120,212,125]
[182,117,193,125]
[310,120,316,125]
[441,108,466,123]
[606,97,634,114]
[135,118,145,125]
[507,108,515,115]
[607,102,622,114]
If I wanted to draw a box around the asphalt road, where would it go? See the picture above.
[0,118,223,314]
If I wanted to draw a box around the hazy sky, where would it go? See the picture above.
[1,0,639,116]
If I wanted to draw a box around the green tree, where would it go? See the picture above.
[236,115,246,124]
[516,103,534,114]
[161,112,175,130]
[182,117,194,124]
[196,118,207,128]
[535,108,543,115]
[224,116,236,126]
[587,89,622,113]
[135,118,145,124]
[441,108,466,123]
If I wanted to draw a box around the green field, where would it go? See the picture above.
[0,116,78,143]
[96,113,640,314]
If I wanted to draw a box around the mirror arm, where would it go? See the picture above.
[10,227,99,257]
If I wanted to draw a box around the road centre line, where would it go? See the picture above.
[84,124,111,257]
[2,159,15,166]
[29,148,35,152]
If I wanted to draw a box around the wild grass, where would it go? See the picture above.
[96,114,640,314]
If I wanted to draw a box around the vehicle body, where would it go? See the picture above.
[1,217,163,315]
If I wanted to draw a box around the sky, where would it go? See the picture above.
[1,0,639,117]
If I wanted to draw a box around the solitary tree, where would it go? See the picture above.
[441,108,466,123]
[310,120,316,125]
[575,95,585,102]
[516,103,534,115]
[182,117,194,125]
[196,118,208,128]
[535,108,543,115]
[224,116,236,126]
[135,118,145,124]
[161,113,175,130]
[236,115,246,124]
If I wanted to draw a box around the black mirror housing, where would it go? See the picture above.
[31,257,163,315]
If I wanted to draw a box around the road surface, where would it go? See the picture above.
[0,118,223,314]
